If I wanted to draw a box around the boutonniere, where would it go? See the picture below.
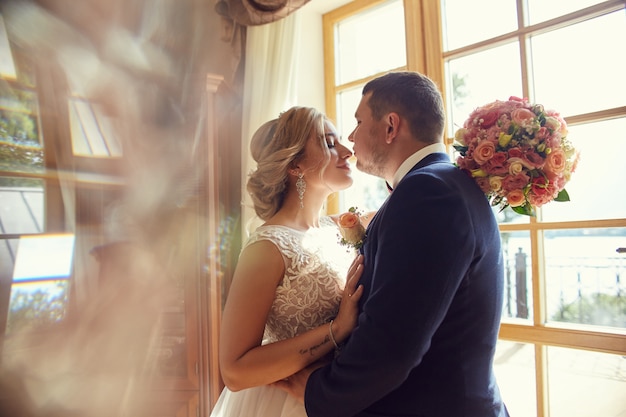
[338,207,366,250]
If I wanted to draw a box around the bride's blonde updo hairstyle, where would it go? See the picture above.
[247,106,328,221]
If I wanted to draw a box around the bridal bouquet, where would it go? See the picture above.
[453,96,580,216]
[338,207,366,250]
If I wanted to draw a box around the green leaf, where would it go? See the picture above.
[512,204,536,217]
[554,189,570,202]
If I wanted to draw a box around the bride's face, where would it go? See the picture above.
[298,120,354,194]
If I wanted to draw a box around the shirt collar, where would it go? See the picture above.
[391,142,448,188]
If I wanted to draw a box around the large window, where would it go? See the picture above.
[324,1,626,416]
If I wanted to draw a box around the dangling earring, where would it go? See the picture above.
[296,172,306,209]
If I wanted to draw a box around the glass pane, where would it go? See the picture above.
[335,85,362,140]
[69,99,122,157]
[0,178,44,234]
[6,233,74,333]
[335,0,406,85]
[446,42,522,135]
[547,346,626,417]
[501,231,533,322]
[531,11,626,117]
[541,118,626,222]
[493,341,536,417]
[13,234,75,281]
[0,84,43,173]
[527,0,605,25]
[6,280,69,333]
[545,228,625,329]
[441,0,518,51]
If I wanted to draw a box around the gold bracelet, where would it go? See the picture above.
[328,319,340,350]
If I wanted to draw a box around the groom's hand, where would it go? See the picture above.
[273,363,321,404]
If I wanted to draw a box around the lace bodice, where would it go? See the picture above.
[243,217,353,344]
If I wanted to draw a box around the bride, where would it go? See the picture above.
[210,106,365,417]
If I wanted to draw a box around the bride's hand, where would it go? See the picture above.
[332,255,364,344]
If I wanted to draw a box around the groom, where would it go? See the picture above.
[278,71,510,416]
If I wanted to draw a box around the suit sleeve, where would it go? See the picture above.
[304,172,476,417]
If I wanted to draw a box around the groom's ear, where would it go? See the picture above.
[385,112,400,144]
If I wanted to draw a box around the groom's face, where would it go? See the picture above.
[348,92,387,178]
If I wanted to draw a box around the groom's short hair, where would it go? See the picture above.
[363,71,445,144]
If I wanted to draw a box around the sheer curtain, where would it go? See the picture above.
[240,13,301,236]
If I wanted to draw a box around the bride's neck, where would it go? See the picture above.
[267,195,327,231]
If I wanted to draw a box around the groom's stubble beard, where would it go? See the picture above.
[355,125,388,179]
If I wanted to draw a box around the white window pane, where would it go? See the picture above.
[335,0,406,85]
[545,228,625,329]
[493,341,536,417]
[441,0,518,51]
[531,11,626,117]
[335,86,362,140]
[527,0,605,24]
[0,179,44,234]
[541,118,626,222]
[446,42,522,133]
[547,347,626,417]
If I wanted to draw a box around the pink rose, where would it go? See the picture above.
[544,148,566,175]
[485,152,508,175]
[528,177,557,206]
[511,108,536,125]
[502,172,530,192]
[522,149,545,169]
[456,155,478,171]
[530,176,550,197]
[508,147,524,158]
[473,140,496,165]
[506,189,526,207]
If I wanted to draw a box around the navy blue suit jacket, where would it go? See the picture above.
[305,153,509,417]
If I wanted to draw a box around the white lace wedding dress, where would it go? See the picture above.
[210,216,354,417]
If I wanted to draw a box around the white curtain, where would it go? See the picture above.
[240,13,301,236]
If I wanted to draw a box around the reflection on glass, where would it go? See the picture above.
[6,280,69,333]
[446,42,522,134]
[541,118,626,222]
[531,11,626,117]
[0,178,44,234]
[527,0,606,25]
[0,85,42,173]
[441,0,517,51]
[493,340,536,417]
[6,234,75,333]
[547,346,626,417]
[335,0,405,85]
[545,228,625,329]
[69,98,122,157]
[500,231,533,322]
